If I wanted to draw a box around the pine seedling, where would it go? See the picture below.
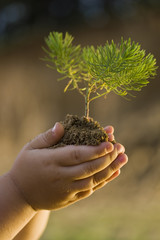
[43,32,157,118]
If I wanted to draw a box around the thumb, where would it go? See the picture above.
[27,122,64,149]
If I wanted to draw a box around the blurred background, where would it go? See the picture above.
[0,0,160,239]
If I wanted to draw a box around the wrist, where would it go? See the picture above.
[6,172,37,214]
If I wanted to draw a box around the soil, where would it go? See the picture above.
[53,114,109,148]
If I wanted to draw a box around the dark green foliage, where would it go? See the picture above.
[43,32,157,117]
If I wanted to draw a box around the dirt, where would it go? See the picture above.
[53,114,109,148]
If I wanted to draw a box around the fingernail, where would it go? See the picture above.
[52,122,58,134]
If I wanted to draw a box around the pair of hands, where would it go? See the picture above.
[9,123,128,211]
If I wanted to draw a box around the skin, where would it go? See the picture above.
[0,123,128,240]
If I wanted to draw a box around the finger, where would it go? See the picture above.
[27,122,64,149]
[70,147,125,193]
[53,141,114,166]
[104,125,114,134]
[73,153,127,192]
[92,181,107,191]
[67,189,93,205]
[110,153,128,171]
[68,143,124,180]
[114,143,125,153]
[92,169,121,191]
[75,189,93,201]
[68,147,120,180]
[107,133,114,142]
[70,169,120,203]
[105,169,121,183]
[93,153,128,186]
[104,126,115,142]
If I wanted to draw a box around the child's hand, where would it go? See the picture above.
[9,123,128,211]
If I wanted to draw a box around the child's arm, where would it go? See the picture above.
[0,123,127,240]
[13,211,50,240]
[0,173,36,240]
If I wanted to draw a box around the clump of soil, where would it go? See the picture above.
[53,114,109,148]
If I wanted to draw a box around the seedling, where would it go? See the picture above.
[43,32,157,119]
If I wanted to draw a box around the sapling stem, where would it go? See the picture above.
[85,87,90,118]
